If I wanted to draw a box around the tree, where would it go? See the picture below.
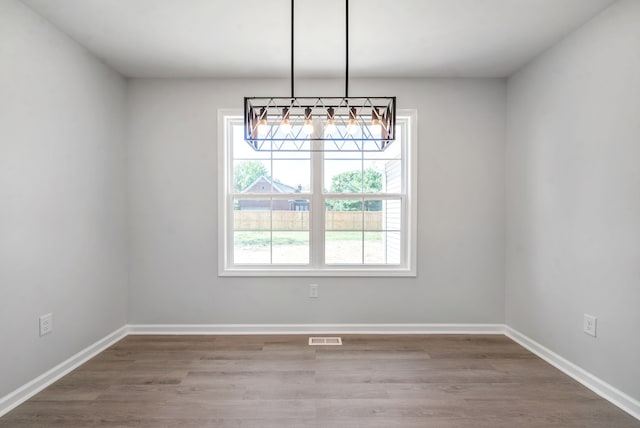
[326,168,383,211]
[233,160,268,192]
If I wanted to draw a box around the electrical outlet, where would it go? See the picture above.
[309,284,319,298]
[583,314,597,337]
[39,313,53,336]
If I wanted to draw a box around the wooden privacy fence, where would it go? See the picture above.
[326,211,382,230]
[234,211,383,230]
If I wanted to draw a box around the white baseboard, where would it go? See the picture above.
[127,323,507,335]
[0,325,128,418]
[506,326,640,421]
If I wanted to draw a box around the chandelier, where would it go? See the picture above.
[243,0,396,152]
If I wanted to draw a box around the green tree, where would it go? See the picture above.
[326,168,383,211]
[234,160,268,192]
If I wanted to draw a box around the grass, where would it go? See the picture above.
[234,231,304,246]
[234,231,382,246]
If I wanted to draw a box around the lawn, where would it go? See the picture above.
[234,230,381,246]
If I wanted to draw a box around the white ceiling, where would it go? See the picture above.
[22,0,615,78]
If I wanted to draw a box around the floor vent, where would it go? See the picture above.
[308,337,342,346]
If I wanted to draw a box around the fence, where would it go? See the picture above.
[234,211,383,230]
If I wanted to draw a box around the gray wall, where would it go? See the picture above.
[506,0,640,401]
[0,0,128,397]
[127,78,506,324]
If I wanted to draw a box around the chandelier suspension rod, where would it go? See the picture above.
[345,0,349,98]
[290,0,294,98]
[290,0,349,98]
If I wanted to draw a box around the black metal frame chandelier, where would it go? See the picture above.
[244,0,396,152]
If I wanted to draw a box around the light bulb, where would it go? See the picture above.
[257,108,268,133]
[302,107,313,135]
[280,107,292,134]
[303,119,314,135]
[257,118,268,133]
[346,107,360,135]
[325,118,337,135]
[280,119,292,134]
[346,122,359,135]
[370,108,382,133]
[346,118,360,135]
[369,120,381,134]
[325,107,337,135]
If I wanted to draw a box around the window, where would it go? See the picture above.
[218,109,416,276]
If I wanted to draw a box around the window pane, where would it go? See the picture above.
[364,231,401,264]
[363,231,383,263]
[363,160,401,193]
[272,201,310,230]
[233,199,312,265]
[325,199,363,264]
[272,159,310,193]
[234,231,270,264]
[383,200,402,231]
[363,206,383,230]
[272,151,311,160]
[325,199,363,230]
[234,199,271,229]
[325,231,362,264]
[233,160,271,193]
[272,231,309,264]
[233,198,271,263]
[324,151,362,160]
[324,160,362,193]
[364,129,402,160]
[232,126,270,160]
[361,162,385,193]
[385,232,402,264]
[364,199,401,231]
[233,146,271,160]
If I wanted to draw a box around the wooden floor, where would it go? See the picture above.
[1,335,638,428]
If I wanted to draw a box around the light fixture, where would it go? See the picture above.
[244,0,396,152]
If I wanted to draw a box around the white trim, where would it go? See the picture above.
[219,267,416,277]
[0,325,128,418]
[127,323,506,335]
[506,326,640,421]
[217,109,234,276]
[403,109,418,276]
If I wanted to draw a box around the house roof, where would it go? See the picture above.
[242,176,299,194]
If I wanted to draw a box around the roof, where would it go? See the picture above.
[242,176,300,194]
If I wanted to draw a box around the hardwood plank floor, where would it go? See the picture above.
[1,334,638,427]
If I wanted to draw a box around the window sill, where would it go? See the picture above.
[219,267,416,277]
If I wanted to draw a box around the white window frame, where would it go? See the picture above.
[218,108,417,277]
